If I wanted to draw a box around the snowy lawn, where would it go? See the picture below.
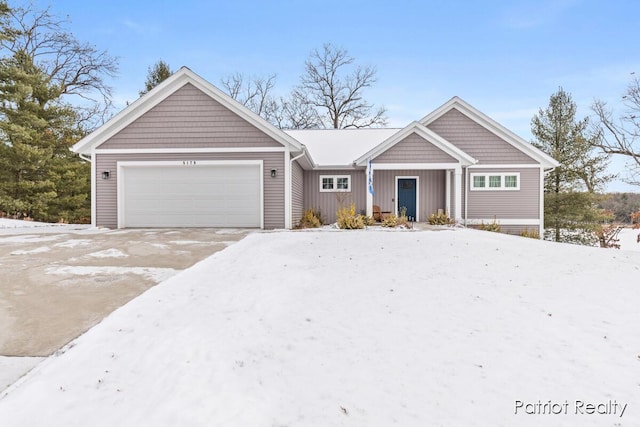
[618,227,640,252]
[0,218,54,228]
[0,228,639,426]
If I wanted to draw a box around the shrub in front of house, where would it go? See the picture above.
[428,211,455,225]
[336,203,367,229]
[520,228,540,239]
[363,215,376,226]
[381,208,411,228]
[381,214,397,227]
[478,218,502,233]
[296,208,323,229]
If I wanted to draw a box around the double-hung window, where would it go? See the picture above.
[320,175,351,192]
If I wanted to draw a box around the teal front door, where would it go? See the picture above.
[397,178,417,221]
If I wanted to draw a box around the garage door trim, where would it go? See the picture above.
[116,160,264,228]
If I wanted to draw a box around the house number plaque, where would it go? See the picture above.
[182,160,197,165]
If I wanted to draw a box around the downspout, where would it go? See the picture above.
[462,159,481,227]
[77,151,96,227]
[289,150,307,229]
[464,166,468,227]
[290,151,306,164]
[541,167,554,240]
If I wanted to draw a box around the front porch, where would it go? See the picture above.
[365,164,463,223]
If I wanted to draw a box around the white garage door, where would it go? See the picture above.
[120,162,262,228]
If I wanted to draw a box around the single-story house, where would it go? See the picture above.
[72,67,558,236]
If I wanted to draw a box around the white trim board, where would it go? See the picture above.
[116,160,263,168]
[95,147,286,154]
[467,164,543,169]
[372,162,461,171]
[90,151,97,227]
[465,218,540,226]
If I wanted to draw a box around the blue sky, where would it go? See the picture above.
[29,0,640,191]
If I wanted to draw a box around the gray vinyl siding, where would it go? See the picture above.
[303,170,366,224]
[98,83,282,149]
[95,152,285,229]
[465,168,540,219]
[427,108,537,164]
[372,170,446,221]
[291,160,304,226]
[500,225,537,235]
[374,133,457,163]
[468,224,536,236]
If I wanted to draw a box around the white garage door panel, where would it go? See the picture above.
[122,164,261,228]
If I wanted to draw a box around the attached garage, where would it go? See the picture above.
[72,68,305,229]
[118,161,263,228]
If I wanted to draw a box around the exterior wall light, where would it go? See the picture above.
[270,169,277,178]
[102,170,111,180]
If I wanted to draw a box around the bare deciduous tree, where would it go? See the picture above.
[1,4,118,129]
[592,73,640,186]
[271,93,320,129]
[221,72,278,119]
[220,44,386,130]
[297,43,386,129]
[221,72,322,129]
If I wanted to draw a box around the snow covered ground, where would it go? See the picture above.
[0,218,54,228]
[618,227,640,251]
[0,227,638,426]
[0,218,93,236]
[0,357,43,392]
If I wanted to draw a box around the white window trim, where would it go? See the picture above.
[470,172,520,191]
[319,175,351,192]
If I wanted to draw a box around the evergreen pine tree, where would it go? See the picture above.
[0,51,89,221]
[139,60,173,96]
[532,88,612,245]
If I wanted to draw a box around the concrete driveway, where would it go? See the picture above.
[0,227,249,357]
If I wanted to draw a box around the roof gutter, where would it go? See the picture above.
[79,153,91,163]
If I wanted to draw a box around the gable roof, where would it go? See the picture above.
[72,67,304,155]
[420,97,559,168]
[354,121,478,166]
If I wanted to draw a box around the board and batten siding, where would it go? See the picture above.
[374,133,457,163]
[427,108,537,164]
[372,170,446,220]
[95,152,285,229]
[97,83,282,150]
[303,170,366,224]
[291,160,304,226]
[465,168,540,219]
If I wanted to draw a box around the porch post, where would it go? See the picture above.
[445,170,451,216]
[454,166,462,221]
[366,160,373,217]
[539,166,545,239]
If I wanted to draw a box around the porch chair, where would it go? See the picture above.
[373,205,382,222]
[372,205,392,222]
